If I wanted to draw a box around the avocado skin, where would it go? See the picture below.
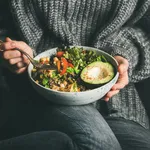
[80,61,115,85]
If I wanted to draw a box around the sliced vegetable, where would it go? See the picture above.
[42,77,49,85]
[56,51,64,58]
[60,57,68,75]
[70,82,79,92]
[57,60,61,72]
[68,62,74,68]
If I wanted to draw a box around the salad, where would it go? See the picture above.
[31,46,112,92]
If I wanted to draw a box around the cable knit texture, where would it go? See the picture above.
[9,0,150,129]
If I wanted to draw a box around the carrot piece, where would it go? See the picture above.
[57,60,61,72]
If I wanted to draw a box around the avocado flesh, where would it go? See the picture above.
[80,61,115,84]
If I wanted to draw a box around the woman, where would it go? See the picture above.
[0,0,150,149]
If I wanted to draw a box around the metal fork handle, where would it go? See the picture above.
[14,48,36,65]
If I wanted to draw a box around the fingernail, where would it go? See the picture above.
[11,42,16,48]
[105,98,109,102]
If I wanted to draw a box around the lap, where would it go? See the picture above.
[0,102,121,150]
[1,96,150,150]
[35,104,121,150]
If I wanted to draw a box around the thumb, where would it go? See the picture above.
[5,37,12,42]
[114,56,129,74]
[118,63,128,75]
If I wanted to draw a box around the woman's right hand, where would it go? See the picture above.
[0,37,33,74]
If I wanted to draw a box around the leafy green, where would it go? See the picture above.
[42,77,49,85]
[63,47,107,75]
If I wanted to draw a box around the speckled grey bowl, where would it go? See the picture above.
[28,46,119,105]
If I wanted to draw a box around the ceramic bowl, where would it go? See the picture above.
[28,46,119,105]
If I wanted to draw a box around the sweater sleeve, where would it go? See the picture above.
[94,14,150,83]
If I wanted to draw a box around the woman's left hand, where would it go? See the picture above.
[104,55,129,101]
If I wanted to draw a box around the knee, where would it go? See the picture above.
[42,105,122,149]
[78,129,122,150]
[70,121,121,150]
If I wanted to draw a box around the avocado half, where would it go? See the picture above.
[80,61,115,84]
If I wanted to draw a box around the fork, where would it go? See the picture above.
[0,40,55,70]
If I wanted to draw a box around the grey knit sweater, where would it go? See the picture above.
[9,0,150,129]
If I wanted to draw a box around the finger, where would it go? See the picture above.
[3,50,21,60]
[2,40,28,52]
[104,90,120,101]
[114,56,129,73]
[111,80,128,91]
[0,37,13,51]
[118,63,128,75]
[112,82,125,90]
[2,39,33,61]
[112,72,129,90]
[16,62,27,68]
[2,41,16,50]
[9,57,23,65]
[15,67,27,74]
[114,55,129,66]
[2,37,17,49]
[5,37,12,42]
[8,64,27,74]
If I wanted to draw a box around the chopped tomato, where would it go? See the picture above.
[68,63,74,68]
[60,57,68,75]
[56,51,64,58]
